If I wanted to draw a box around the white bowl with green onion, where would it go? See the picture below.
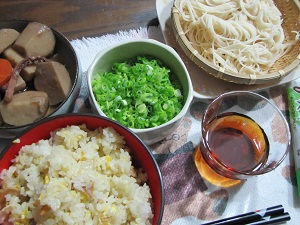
[87,39,193,145]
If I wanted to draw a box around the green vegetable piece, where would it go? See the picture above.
[92,56,183,129]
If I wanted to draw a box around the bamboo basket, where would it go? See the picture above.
[171,0,300,85]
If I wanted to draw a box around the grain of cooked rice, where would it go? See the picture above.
[0,124,153,225]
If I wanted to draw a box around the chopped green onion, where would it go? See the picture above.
[92,56,183,129]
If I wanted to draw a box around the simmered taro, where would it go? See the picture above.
[0,28,19,54]
[0,91,49,126]
[2,47,36,81]
[0,21,72,127]
[12,22,55,58]
[34,61,71,106]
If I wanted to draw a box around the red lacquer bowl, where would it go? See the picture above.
[0,114,164,225]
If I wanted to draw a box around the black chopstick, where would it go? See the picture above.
[245,212,290,224]
[201,205,289,225]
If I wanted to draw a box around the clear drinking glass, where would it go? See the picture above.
[199,91,291,181]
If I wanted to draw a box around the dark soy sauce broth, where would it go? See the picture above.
[204,112,269,172]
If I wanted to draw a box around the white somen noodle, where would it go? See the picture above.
[174,0,299,75]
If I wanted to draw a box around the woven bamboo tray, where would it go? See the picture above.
[171,0,300,85]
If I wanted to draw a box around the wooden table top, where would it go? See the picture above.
[0,0,157,40]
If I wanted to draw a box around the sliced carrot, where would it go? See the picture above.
[0,58,13,86]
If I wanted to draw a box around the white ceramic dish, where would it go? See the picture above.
[156,0,300,99]
[87,39,194,145]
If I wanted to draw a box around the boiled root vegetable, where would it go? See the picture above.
[0,91,49,126]
[13,22,55,58]
[0,75,26,94]
[3,56,49,103]
[0,58,12,87]
[0,28,19,54]
[34,61,71,106]
[2,47,37,81]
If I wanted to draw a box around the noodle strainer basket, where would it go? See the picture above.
[171,0,300,85]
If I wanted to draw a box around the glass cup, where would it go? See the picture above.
[198,91,291,184]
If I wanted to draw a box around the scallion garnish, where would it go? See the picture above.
[92,56,183,129]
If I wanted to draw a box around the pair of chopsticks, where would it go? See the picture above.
[201,205,290,225]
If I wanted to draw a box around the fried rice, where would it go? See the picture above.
[0,124,153,225]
